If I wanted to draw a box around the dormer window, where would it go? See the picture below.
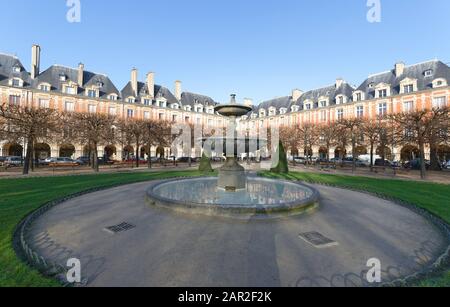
[269,107,277,116]
[96,81,104,88]
[280,108,287,115]
[403,84,414,94]
[64,86,76,95]
[432,78,448,88]
[39,84,50,92]
[424,70,433,78]
[368,83,375,89]
[185,105,192,112]
[172,103,180,110]
[251,113,258,119]
[378,89,387,98]
[336,95,346,105]
[108,94,118,101]
[87,89,97,98]
[305,103,312,110]
[12,65,21,73]
[259,109,266,117]
[59,74,67,81]
[319,101,327,108]
[127,97,135,103]
[11,78,21,87]
[291,105,300,112]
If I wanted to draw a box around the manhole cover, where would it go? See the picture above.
[104,222,136,234]
[299,232,338,248]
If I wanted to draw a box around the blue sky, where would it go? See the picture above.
[1,0,450,104]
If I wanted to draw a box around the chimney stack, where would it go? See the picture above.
[31,44,41,79]
[175,80,182,101]
[292,89,303,101]
[395,62,405,77]
[77,63,84,86]
[131,68,138,96]
[146,72,155,98]
[335,78,344,89]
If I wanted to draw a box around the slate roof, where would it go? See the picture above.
[36,65,120,99]
[249,96,293,117]
[356,60,450,99]
[121,81,179,105]
[295,83,355,110]
[0,53,31,87]
[180,92,218,108]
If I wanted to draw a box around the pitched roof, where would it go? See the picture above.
[356,60,450,99]
[121,81,179,105]
[296,83,354,109]
[0,53,31,86]
[180,92,218,108]
[36,65,120,98]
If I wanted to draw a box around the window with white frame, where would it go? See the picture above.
[432,78,448,88]
[403,101,414,112]
[88,104,97,114]
[291,105,299,112]
[280,108,287,115]
[127,109,134,118]
[424,70,433,78]
[319,100,327,108]
[9,95,21,105]
[337,108,344,120]
[378,89,387,98]
[64,101,75,112]
[355,92,363,102]
[127,97,135,103]
[356,105,364,118]
[39,99,49,109]
[403,84,414,94]
[144,111,150,119]
[269,108,276,116]
[64,86,76,95]
[109,107,116,115]
[12,78,21,87]
[433,96,447,109]
[13,65,21,73]
[143,99,151,106]
[87,89,97,98]
[40,84,50,92]
[378,102,388,116]
[108,94,117,101]
[305,103,311,110]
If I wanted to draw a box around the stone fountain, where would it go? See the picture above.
[146,95,320,219]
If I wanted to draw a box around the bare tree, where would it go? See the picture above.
[427,107,450,170]
[0,102,60,175]
[72,112,116,172]
[117,119,147,168]
[279,125,300,165]
[143,119,171,169]
[297,123,318,163]
[337,118,363,173]
[389,108,449,179]
[316,122,338,162]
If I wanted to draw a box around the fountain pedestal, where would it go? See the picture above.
[218,157,246,191]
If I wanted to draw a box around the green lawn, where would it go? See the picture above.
[0,170,449,287]
[261,171,450,287]
[0,170,207,287]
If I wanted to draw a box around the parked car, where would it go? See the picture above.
[4,156,23,167]
[76,156,91,165]
[176,157,194,163]
[0,156,7,166]
[444,160,450,169]
[49,157,80,166]
[374,159,392,167]
[293,157,307,164]
[330,157,343,164]
[404,159,431,170]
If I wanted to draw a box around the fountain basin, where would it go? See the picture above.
[146,177,319,219]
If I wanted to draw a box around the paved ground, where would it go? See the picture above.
[28,180,447,287]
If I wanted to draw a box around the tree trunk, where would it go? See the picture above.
[93,142,99,172]
[352,139,356,174]
[419,141,427,180]
[135,141,140,168]
[23,138,33,175]
[147,144,152,169]
[370,142,374,171]
[429,146,441,171]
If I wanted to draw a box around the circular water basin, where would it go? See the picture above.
[146,177,319,219]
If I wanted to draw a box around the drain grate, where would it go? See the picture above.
[104,222,136,234]
[299,232,338,248]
